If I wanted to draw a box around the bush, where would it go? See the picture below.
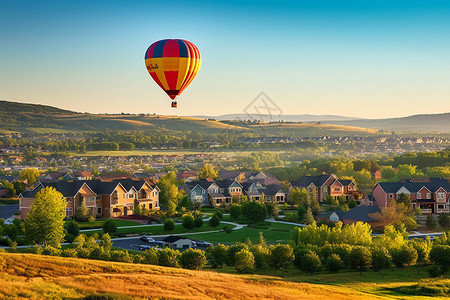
[65,220,80,236]
[297,205,307,220]
[164,218,175,231]
[438,213,450,228]
[206,244,228,268]
[110,250,133,263]
[235,249,254,273]
[158,248,181,268]
[350,246,372,274]
[326,253,343,272]
[227,243,247,266]
[230,204,241,219]
[62,248,78,258]
[216,210,223,220]
[42,245,61,256]
[429,245,450,274]
[266,202,279,218]
[268,244,294,277]
[391,244,418,269]
[194,216,203,228]
[371,246,392,273]
[102,219,117,234]
[299,251,322,274]
[242,201,268,223]
[426,215,436,229]
[142,248,159,265]
[180,248,207,270]
[182,215,195,230]
[223,225,232,234]
[249,244,269,269]
[209,214,220,229]
[88,215,96,223]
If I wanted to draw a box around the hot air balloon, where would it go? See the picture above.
[144,39,201,108]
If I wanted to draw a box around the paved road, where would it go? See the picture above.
[0,204,19,220]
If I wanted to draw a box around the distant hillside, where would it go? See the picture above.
[193,113,362,122]
[0,253,380,299]
[0,100,377,136]
[325,113,450,132]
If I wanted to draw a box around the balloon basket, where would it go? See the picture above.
[171,101,177,108]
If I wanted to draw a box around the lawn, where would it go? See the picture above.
[82,222,234,236]
[185,222,296,244]
[76,219,142,229]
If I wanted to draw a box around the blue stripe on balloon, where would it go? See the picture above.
[152,39,168,58]
[177,40,188,58]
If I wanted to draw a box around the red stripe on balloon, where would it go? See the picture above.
[146,41,158,59]
[162,39,180,57]
[164,70,179,91]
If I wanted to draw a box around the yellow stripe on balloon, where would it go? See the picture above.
[176,58,190,90]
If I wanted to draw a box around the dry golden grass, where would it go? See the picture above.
[0,253,379,300]
[250,123,378,134]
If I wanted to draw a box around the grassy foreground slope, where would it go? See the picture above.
[0,253,380,300]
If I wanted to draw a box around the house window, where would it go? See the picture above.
[426,193,431,199]
[216,199,222,204]
[66,198,72,202]
[89,197,95,202]
[66,207,73,217]
[334,188,341,192]
[389,194,393,199]
[438,204,444,210]
[97,205,102,215]
[437,192,445,200]
[96,196,101,200]
[417,193,421,199]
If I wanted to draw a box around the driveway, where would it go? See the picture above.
[0,204,19,220]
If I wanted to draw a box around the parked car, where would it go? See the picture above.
[140,236,155,243]
[194,240,211,248]
[138,244,153,251]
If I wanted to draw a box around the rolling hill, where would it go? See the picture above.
[0,253,436,300]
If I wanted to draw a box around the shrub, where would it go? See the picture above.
[268,244,294,277]
[142,248,159,265]
[42,245,62,256]
[438,213,450,228]
[216,210,223,220]
[230,204,241,219]
[110,250,133,263]
[227,243,247,266]
[158,248,181,268]
[299,251,322,274]
[164,218,175,231]
[65,220,80,236]
[88,215,96,223]
[206,244,228,268]
[326,253,343,272]
[209,214,220,229]
[249,244,269,270]
[391,244,418,269]
[180,248,207,270]
[182,215,195,230]
[194,216,203,228]
[350,246,372,274]
[426,215,436,229]
[242,201,267,223]
[266,202,279,218]
[235,249,255,273]
[429,245,450,274]
[223,225,232,234]
[297,205,307,220]
[103,219,117,234]
[62,248,78,258]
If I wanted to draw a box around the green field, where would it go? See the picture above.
[185,222,296,244]
[75,219,142,229]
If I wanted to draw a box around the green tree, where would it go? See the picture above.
[142,248,159,265]
[429,245,450,274]
[158,248,181,268]
[76,199,88,220]
[164,218,175,231]
[326,253,343,273]
[230,204,241,220]
[180,248,207,270]
[426,215,436,229]
[13,181,26,195]
[299,251,322,274]
[99,233,112,251]
[235,249,255,273]
[102,219,117,234]
[65,220,79,236]
[266,201,279,218]
[182,214,195,230]
[209,214,220,229]
[206,244,228,268]
[268,244,294,277]
[371,247,392,277]
[350,246,372,274]
[289,188,308,206]
[242,201,268,223]
[438,213,450,228]
[198,163,218,179]
[24,187,66,248]
[391,244,418,273]
[19,168,40,187]
[304,207,315,225]
[194,216,203,227]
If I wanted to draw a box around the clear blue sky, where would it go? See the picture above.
[1,0,449,118]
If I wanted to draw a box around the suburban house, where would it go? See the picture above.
[316,206,382,229]
[372,178,450,214]
[180,177,287,206]
[162,235,193,249]
[19,179,159,220]
[40,171,92,182]
[218,170,275,182]
[176,170,199,182]
[290,174,358,202]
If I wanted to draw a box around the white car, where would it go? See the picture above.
[140,236,155,243]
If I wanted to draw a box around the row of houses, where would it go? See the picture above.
[179,178,286,206]
[19,178,160,220]
[372,178,450,214]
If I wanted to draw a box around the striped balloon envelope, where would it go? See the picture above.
[144,39,201,108]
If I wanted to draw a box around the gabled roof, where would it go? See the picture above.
[318,206,381,222]
[215,179,243,189]
[259,184,286,196]
[0,175,19,182]
[377,178,450,194]
[112,178,146,192]
[291,174,334,188]
[162,235,191,243]
[338,179,354,186]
